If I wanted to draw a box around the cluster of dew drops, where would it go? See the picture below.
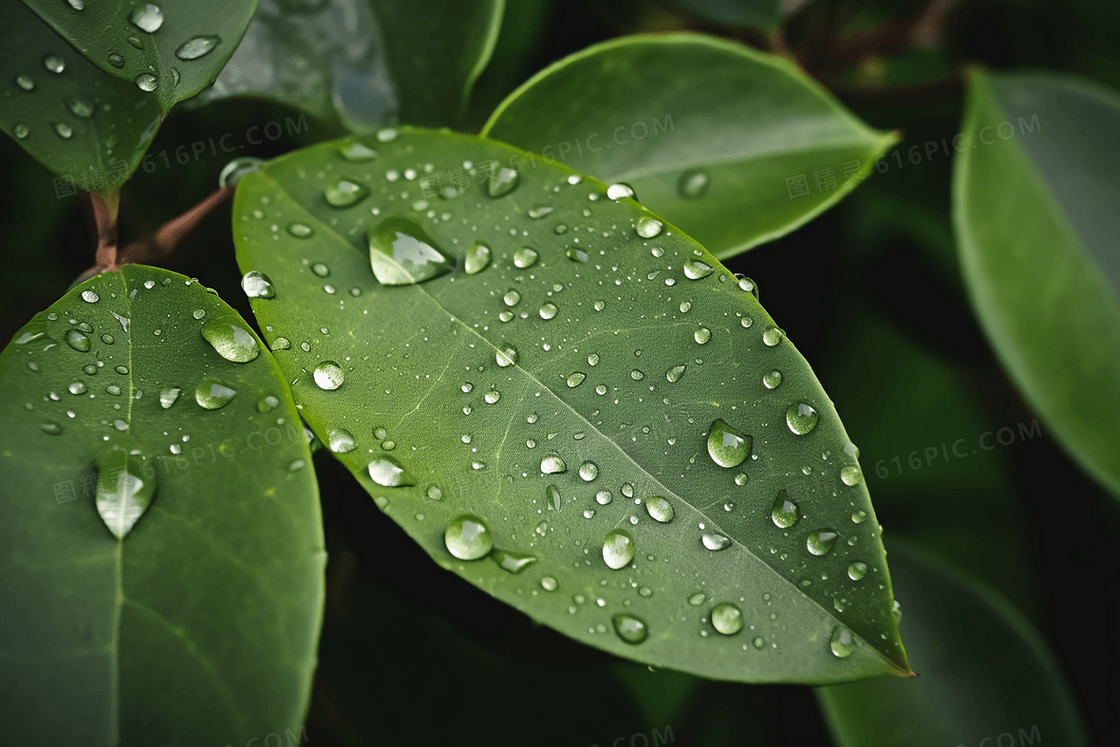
[9,2,222,143]
[235,130,886,661]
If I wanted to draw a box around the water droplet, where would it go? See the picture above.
[771,490,799,528]
[367,455,413,486]
[711,603,743,635]
[763,326,784,347]
[95,442,155,538]
[612,613,648,644]
[541,454,566,474]
[201,317,260,363]
[50,121,73,139]
[325,176,368,207]
[40,420,63,435]
[105,385,122,397]
[108,53,125,69]
[682,259,713,280]
[502,289,521,307]
[64,329,91,352]
[328,429,355,453]
[847,561,868,581]
[636,217,662,238]
[892,600,903,624]
[763,370,782,389]
[464,242,491,274]
[129,3,164,32]
[135,73,158,92]
[83,364,98,375]
[272,337,291,351]
[630,369,645,381]
[488,167,519,197]
[195,378,237,409]
[313,361,344,390]
[513,247,538,268]
[67,0,84,9]
[43,54,66,74]
[851,510,867,524]
[606,183,635,200]
[707,419,751,468]
[786,402,819,435]
[527,206,553,219]
[66,95,95,119]
[603,529,635,569]
[239,270,276,302]
[830,626,855,658]
[659,363,687,384]
[702,533,731,551]
[539,302,558,320]
[159,387,181,409]
[678,168,709,199]
[566,372,586,388]
[444,515,492,560]
[13,123,29,139]
[79,289,99,304]
[688,593,706,606]
[807,529,838,556]
[376,128,398,142]
[579,461,598,481]
[175,35,220,60]
[645,496,673,523]
[15,74,36,91]
[256,395,279,413]
[595,490,612,505]
[484,389,501,404]
[281,223,313,240]
[496,343,518,367]
[693,328,711,344]
[540,576,558,591]
[840,465,863,486]
[368,218,453,285]
[738,276,760,299]
[493,549,535,573]
[338,141,378,162]
[566,247,589,263]
[68,382,87,395]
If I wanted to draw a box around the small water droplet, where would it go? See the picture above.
[807,529,838,556]
[95,441,155,538]
[13,123,29,139]
[540,576,558,592]
[492,549,535,573]
[129,3,164,32]
[566,372,586,388]
[201,317,260,363]
[368,455,414,487]
[488,167,519,197]
[763,370,782,389]
[682,259,713,280]
[645,496,673,523]
[313,361,344,390]
[603,529,635,569]
[368,218,453,285]
[711,603,743,635]
[694,328,711,344]
[840,465,863,486]
[108,53,125,69]
[159,387,180,409]
[579,461,598,481]
[702,533,731,551]
[612,613,648,644]
[847,561,868,581]
[135,73,158,92]
[195,378,236,409]
[630,369,645,381]
[43,54,66,74]
[566,247,589,263]
[285,223,313,239]
[606,183,635,200]
[40,420,63,435]
[830,626,855,658]
[763,326,784,346]
[771,490,799,528]
[738,276,760,299]
[328,429,355,453]
[527,206,553,219]
[465,243,491,274]
[707,419,751,468]
[68,382,87,395]
[65,329,91,352]
[539,302,558,320]
[688,593,706,606]
[496,343,518,367]
[678,168,709,199]
[786,402,819,435]
[325,177,368,207]
[66,95,95,118]
[635,217,662,238]
[541,454,566,474]
[513,247,538,268]
[595,490,612,505]
[444,515,492,560]
[175,35,221,60]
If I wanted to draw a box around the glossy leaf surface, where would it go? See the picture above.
[1,3,162,197]
[818,543,1088,747]
[24,0,257,115]
[483,35,896,259]
[954,70,1120,497]
[234,126,908,683]
[197,0,503,129]
[0,265,325,745]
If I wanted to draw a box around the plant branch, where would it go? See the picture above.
[118,186,234,265]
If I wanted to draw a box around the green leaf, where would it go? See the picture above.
[23,0,257,116]
[817,542,1088,747]
[0,266,325,745]
[233,126,909,683]
[672,0,782,31]
[1,2,162,199]
[953,70,1120,497]
[196,0,504,130]
[482,35,896,260]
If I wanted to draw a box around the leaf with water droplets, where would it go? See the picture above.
[954,70,1120,498]
[192,0,503,130]
[483,35,896,259]
[234,127,908,684]
[0,265,323,744]
[0,3,162,202]
[818,542,1089,747]
[23,0,255,114]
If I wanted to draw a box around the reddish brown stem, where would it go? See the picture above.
[118,186,234,265]
[88,192,120,270]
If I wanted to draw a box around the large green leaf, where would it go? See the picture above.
[196,0,504,130]
[1,3,162,199]
[23,0,257,116]
[0,265,325,745]
[953,70,1120,497]
[233,126,909,683]
[482,35,896,260]
[818,542,1088,747]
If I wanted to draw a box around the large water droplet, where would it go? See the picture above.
[95,441,155,539]
[606,183,635,200]
[711,603,743,635]
[807,529,838,556]
[195,378,236,409]
[707,419,751,468]
[763,370,782,389]
[241,270,276,299]
[612,613,648,644]
[444,515,492,560]
[325,177,368,207]
[368,455,414,487]
[786,402,819,435]
[539,303,558,320]
[513,247,538,268]
[328,428,355,453]
[65,329,91,352]
[368,217,454,285]
[666,364,686,382]
[763,326,784,346]
[702,533,731,551]
[313,361,344,390]
[840,465,863,486]
[129,3,164,32]
[830,626,855,658]
[578,461,598,481]
[541,454,566,474]
[201,317,260,363]
[602,529,635,569]
[678,168,709,199]
[566,372,586,388]
[771,490,799,528]
[135,73,158,92]
[492,549,536,573]
[159,387,181,409]
[566,247,589,263]
[175,35,220,60]
[488,167,519,197]
[683,259,713,280]
[645,496,673,523]
[465,242,491,274]
[847,561,868,581]
[635,217,662,238]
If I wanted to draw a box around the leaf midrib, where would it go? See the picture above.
[257,170,904,672]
